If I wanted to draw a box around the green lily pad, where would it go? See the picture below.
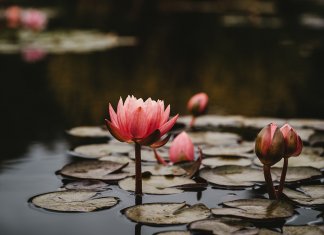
[283,225,324,235]
[63,180,110,191]
[66,126,109,138]
[118,175,196,194]
[31,190,118,212]
[283,185,324,206]
[211,199,294,221]
[272,167,322,183]
[70,143,133,159]
[199,165,269,188]
[59,160,129,181]
[202,156,252,167]
[188,218,279,235]
[124,202,210,225]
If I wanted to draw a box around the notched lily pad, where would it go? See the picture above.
[283,185,324,206]
[30,190,118,212]
[211,199,294,221]
[70,143,133,159]
[118,176,196,194]
[63,180,110,191]
[200,165,268,188]
[124,202,210,225]
[188,218,277,235]
[272,167,322,183]
[283,225,324,235]
[202,156,252,167]
[59,160,129,181]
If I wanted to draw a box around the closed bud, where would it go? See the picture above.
[169,132,195,163]
[280,124,303,157]
[187,92,208,117]
[255,123,285,166]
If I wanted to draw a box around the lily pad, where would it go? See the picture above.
[283,225,324,235]
[242,117,286,129]
[188,218,279,235]
[188,132,240,146]
[59,160,129,181]
[70,143,133,159]
[63,180,110,191]
[202,156,252,167]
[199,165,269,187]
[124,202,210,225]
[211,199,294,221]
[287,119,324,131]
[272,167,322,183]
[66,126,109,138]
[202,142,254,157]
[295,128,315,143]
[31,190,118,212]
[118,176,195,194]
[154,231,190,235]
[283,185,324,206]
[99,155,134,164]
[129,149,169,162]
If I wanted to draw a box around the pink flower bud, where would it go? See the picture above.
[169,131,194,163]
[21,9,47,31]
[255,123,285,166]
[280,124,303,157]
[5,6,21,28]
[187,92,208,117]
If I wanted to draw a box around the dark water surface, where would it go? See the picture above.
[1,1,324,234]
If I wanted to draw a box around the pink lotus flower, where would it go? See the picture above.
[255,123,285,166]
[5,6,22,28]
[21,9,47,31]
[280,124,303,157]
[169,132,194,163]
[187,92,208,117]
[106,96,179,147]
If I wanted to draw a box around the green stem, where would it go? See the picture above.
[277,157,288,198]
[263,165,277,200]
[135,142,142,195]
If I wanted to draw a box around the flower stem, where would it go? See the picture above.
[277,157,288,198]
[189,116,196,128]
[263,165,277,199]
[135,142,142,195]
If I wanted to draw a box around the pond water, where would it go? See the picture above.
[0,1,324,235]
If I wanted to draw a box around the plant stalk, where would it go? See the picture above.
[189,116,196,128]
[263,165,277,200]
[135,142,142,195]
[277,157,288,198]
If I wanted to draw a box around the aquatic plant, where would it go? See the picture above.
[105,95,178,195]
[187,92,208,127]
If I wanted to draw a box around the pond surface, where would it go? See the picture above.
[0,1,324,235]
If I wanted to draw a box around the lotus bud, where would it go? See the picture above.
[255,123,285,166]
[169,132,194,163]
[187,92,208,117]
[280,124,303,157]
[5,6,21,28]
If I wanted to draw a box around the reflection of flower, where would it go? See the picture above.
[21,9,47,31]
[105,95,178,195]
[22,47,46,63]
[187,92,208,127]
[169,132,194,163]
[5,6,22,28]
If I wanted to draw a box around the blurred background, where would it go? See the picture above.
[0,0,324,159]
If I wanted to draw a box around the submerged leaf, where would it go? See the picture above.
[211,199,294,221]
[124,202,210,225]
[31,191,118,212]
[118,176,195,194]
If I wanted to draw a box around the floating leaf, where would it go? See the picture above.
[118,176,195,194]
[243,117,286,129]
[200,166,268,187]
[31,191,118,212]
[283,185,324,206]
[295,129,315,143]
[59,160,129,181]
[188,218,278,235]
[211,199,294,221]
[129,149,169,162]
[177,115,244,129]
[287,119,324,131]
[309,133,324,147]
[66,126,109,138]
[63,180,110,191]
[202,156,252,167]
[272,167,322,183]
[154,231,190,235]
[283,225,324,235]
[124,202,210,225]
[99,155,134,164]
[70,143,133,159]
[202,143,253,157]
[187,132,240,146]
